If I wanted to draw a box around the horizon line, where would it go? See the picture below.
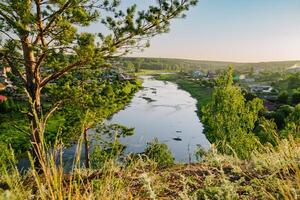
[124,56,300,64]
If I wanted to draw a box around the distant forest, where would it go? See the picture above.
[115,57,300,73]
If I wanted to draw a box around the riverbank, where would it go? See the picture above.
[155,73,213,116]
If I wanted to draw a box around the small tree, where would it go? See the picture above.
[201,66,264,159]
[0,0,198,166]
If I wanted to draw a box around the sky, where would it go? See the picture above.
[87,0,300,62]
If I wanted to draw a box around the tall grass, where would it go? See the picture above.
[1,135,300,199]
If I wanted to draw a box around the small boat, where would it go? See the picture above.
[173,137,182,141]
[176,130,182,133]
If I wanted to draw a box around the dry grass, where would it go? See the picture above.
[1,136,300,199]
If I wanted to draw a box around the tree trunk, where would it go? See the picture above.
[28,87,43,169]
[84,128,90,169]
[21,34,44,169]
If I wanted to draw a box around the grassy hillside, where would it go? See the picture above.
[1,136,299,199]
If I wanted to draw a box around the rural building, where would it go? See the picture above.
[250,85,274,93]
[192,70,205,78]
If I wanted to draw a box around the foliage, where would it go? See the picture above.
[91,124,135,169]
[275,72,300,94]
[144,138,174,168]
[268,105,294,129]
[195,145,207,160]
[119,57,299,73]
[255,118,279,146]
[282,104,300,138]
[277,91,289,104]
[50,69,140,143]
[292,89,300,105]
[0,100,9,113]
[0,0,198,163]
[91,142,124,170]
[201,67,264,159]
[0,110,30,155]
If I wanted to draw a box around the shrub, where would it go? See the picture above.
[277,91,289,104]
[144,138,174,167]
[91,141,125,169]
[0,99,10,113]
[269,105,294,130]
[292,90,300,105]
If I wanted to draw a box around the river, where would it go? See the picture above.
[107,75,210,162]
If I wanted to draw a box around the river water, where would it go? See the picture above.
[107,76,210,162]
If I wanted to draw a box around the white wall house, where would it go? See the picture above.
[250,85,274,93]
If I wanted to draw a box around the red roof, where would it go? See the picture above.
[0,95,7,102]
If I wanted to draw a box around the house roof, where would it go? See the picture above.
[0,83,6,90]
[0,95,7,101]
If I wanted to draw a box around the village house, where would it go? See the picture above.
[192,70,205,78]
[250,85,275,93]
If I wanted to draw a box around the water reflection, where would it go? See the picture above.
[108,76,210,162]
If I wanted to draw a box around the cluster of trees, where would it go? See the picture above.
[276,73,300,105]
[118,57,300,73]
[202,67,300,159]
[0,68,141,156]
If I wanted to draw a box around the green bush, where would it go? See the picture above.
[268,105,294,130]
[292,90,300,105]
[144,138,174,167]
[0,100,10,113]
[91,141,125,169]
[277,91,289,104]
